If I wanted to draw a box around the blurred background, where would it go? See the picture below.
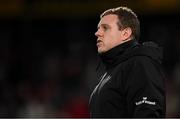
[0,0,180,118]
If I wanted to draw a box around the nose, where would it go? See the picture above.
[95,29,102,37]
[95,30,99,37]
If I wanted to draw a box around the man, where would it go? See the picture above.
[89,6,166,117]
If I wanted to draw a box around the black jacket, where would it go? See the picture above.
[89,40,166,118]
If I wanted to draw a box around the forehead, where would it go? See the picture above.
[98,14,119,27]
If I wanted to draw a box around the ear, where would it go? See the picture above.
[122,27,132,41]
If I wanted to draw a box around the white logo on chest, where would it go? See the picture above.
[135,97,156,106]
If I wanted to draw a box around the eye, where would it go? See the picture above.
[103,26,108,31]
[102,24,110,32]
[97,24,110,32]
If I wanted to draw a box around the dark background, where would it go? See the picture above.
[0,0,180,117]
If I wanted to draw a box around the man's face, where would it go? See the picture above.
[95,14,126,54]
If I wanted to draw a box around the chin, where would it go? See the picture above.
[98,50,103,54]
[98,52,103,54]
[98,49,106,54]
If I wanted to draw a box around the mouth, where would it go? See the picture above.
[96,40,102,47]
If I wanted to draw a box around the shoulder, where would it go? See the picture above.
[120,55,155,70]
[129,55,154,65]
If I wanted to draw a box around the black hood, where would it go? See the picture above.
[99,40,163,70]
[135,41,163,64]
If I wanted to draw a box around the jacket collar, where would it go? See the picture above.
[99,39,139,70]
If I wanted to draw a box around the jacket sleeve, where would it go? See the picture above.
[124,57,166,117]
